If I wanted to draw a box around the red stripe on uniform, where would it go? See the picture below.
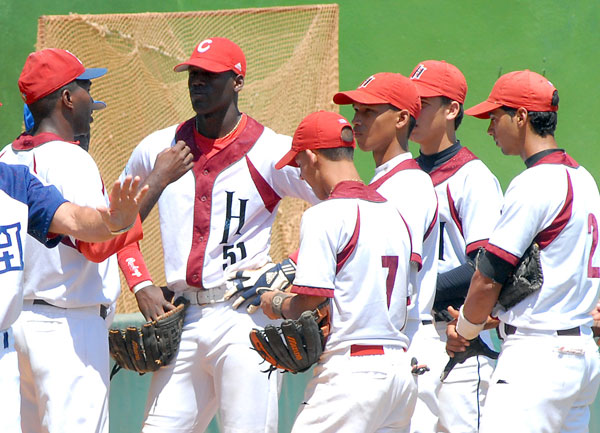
[369,158,421,190]
[246,156,281,213]
[424,201,438,241]
[466,239,488,256]
[428,147,479,186]
[531,151,579,169]
[485,243,520,266]
[534,170,574,250]
[291,285,334,298]
[181,116,265,288]
[350,345,384,356]
[447,185,463,237]
[336,206,360,274]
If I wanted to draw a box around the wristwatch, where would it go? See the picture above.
[271,293,290,319]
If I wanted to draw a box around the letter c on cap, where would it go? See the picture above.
[197,39,213,53]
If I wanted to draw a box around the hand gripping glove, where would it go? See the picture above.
[225,259,297,313]
[440,335,499,381]
[497,242,543,310]
[249,301,331,374]
[108,296,189,379]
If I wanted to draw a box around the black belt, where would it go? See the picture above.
[421,320,433,325]
[504,323,580,336]
[32,299,107,320]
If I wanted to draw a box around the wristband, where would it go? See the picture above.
[271,292,293,319]
[110,220,136,235]
[455,305,486,340]
[133,280,153,294]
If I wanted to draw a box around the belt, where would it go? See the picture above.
[504,323,581,337]
[32,299,108,320]
[350,344,385,356]
[179,286,228,306]
[421,320,433,325]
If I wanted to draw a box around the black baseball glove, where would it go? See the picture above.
[440,335,499,381]
[249,301,330,374]
[497,243,543,310]
[108,296,189,379]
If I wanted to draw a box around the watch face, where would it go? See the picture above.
[273,295,283,307]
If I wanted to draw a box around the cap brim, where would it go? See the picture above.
[77,67,107,80]
[274,149,299,170]
[92,100,106,111]
[173,59,232,74]
[464,100,501,119]
[333,90,389,106]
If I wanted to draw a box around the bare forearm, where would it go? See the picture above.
[283,294,328,320]
[138,174,166,222]
[462,269,502,324]
[50,202,113,242]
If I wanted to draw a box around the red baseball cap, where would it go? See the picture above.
[174,37,246,76]
[18,48,107,105]
[465,70,558,119]
[333,73,421,118]
[275,111,355,169]
[409,60,467,104]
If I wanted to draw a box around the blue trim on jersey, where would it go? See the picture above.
[2,330,8,349]
[0,162,67,246]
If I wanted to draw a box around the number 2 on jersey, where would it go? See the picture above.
[588,214,600,278]
[381,256,398,309]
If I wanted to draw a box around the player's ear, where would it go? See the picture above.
[516,107,528,127]
[233,74,244,93]
[446,100,460,121]
[395,109,410,130]
[305,149,318,165]
[61,87,74,109]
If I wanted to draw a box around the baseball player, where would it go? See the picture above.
[410,60,503,432]
[447,70,600,433]
[117,37,317,433]
[333,72,443,432]
[0,48,147,433]
[0,156,147,433]
[260,110,417,433]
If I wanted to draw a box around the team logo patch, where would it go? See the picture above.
[410,64,427,80]
[358,75,375,88]
[197,39,213,53]
[0,223,24,274]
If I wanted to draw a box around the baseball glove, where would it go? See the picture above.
[108,296,189,379]
[249,301,330,374]
[497,242,543,310]
[440,335,499,381]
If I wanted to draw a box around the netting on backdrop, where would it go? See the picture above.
[36,5,339,313]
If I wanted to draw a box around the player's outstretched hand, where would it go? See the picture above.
[135,284,176,321]
[225,259,296,313]
[97,175,148,233]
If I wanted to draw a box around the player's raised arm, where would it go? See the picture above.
[50,175,148,242]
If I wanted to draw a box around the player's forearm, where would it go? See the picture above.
[283,294,327,320]
[462,269,502,324]
[50,202,114,242]
[138,178,165,222]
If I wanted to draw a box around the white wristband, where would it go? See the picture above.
[133,280,153,294]
[455,305,486,340]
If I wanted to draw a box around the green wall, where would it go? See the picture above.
[2,1,600,431]
[1,1,599,189]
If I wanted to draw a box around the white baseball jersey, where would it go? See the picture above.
[487,151,600,329]
[369,152,439,323]
[291,181,412,351]
[429,147,502,272]
[0,162,65,331]
[0,133,120,307]
[121,114,317,291]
